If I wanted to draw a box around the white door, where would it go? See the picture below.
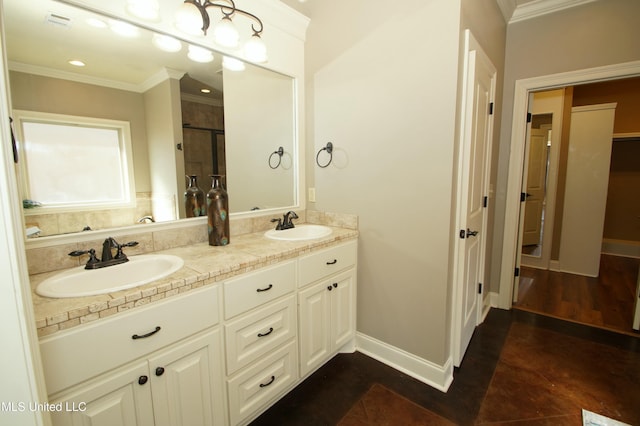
[522,128,548,246]
[453,31,496,367]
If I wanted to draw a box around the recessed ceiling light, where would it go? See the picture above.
[68,60,86,67]
[200,88,211,94]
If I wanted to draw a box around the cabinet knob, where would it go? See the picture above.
[138,375,148,385]
[333,283,338,288]
[155,367,165,376]
[327,286,333,291]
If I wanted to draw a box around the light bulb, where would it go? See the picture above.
[188,45,214,63]
[152,34,182,52]
[213,17,240,48]
[126,0,160,21]
[109,20,139,38]
[244,34,267,63]
[175,2,205,36]
[223,56,245,71]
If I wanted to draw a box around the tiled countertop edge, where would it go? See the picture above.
[32,225,358,338]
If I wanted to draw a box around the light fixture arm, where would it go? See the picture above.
[184,0,264,36]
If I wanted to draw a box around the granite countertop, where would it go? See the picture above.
[32,226,358,338]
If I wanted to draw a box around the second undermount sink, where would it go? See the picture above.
[36,254,184,298]
[264,224,332,241]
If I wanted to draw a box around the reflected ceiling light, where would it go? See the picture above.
[175,0,267,62]
[222,56,245,71]
[152,34,182,52]
[126,0,160,21]
[68,60,86,67]
[200,88,211,94]
[187,45,214,63]
[86,17,108,28]
[109,20,140,37]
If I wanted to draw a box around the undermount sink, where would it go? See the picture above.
[264,225,332,241]
[36,254,184,298]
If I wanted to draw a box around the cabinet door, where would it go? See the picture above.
[330,271,356,350]
[298,281,331,377]
[50,361,154,426]
[149,329,226,426]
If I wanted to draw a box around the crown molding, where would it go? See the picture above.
[510,0,598,23]
[8,61,144,93]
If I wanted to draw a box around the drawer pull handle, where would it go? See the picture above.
[132,326,161,340]
[259,375,276,388]
[257,327,274,338]
[155,367,165,377]
[138,375,148,385]
[256,284,273,292]
[326,259,338,265]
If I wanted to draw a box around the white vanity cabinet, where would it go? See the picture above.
[298,241,357,377]
[223,260,299,425]
[41,285,226,426]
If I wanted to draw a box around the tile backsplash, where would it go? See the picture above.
[25,210,358,275]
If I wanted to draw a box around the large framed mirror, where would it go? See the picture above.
[5,0,299,239]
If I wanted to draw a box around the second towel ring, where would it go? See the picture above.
[316,142,333,168]
[269,146,284,169]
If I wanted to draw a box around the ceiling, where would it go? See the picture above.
[280,0,597,24]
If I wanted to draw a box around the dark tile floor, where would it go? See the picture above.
[251,309,640,426]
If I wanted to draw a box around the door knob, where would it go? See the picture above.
[466,228,479,238]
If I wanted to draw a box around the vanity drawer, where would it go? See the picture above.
[40,285,220,395]
[224,260,296,319]
[225,296,296,375]
[298,240,357,287]
[227,340,298,425]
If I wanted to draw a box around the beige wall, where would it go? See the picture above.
[492,0,640,292]
[9,71,151,191]
[573,77,640,242]
[303,0,505,369]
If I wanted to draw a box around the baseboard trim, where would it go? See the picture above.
[602,239,640,259]
[355,332,453,393]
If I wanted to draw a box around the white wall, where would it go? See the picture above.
[492,0,640,293]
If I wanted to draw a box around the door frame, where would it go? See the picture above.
[498,60,640,309]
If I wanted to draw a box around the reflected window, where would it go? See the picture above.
[14,110,135,211]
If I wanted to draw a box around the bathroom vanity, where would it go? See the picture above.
[33,227,357,425]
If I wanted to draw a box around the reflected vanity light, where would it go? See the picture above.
[152,34,182,52]
[68,60,85,67]
[109,20,140,37]
[222,56,245,71]
[86,17,108,28]
[187,44,214,63]
[174,0,267,63]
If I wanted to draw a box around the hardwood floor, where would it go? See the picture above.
[252,309,640,425]
[514,254,640,335]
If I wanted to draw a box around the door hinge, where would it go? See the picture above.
[478,283,483,294]
[520,192,526,202]
[514,267,520,277]
[483,195,488,208]
[526,112,532,123]
[489,102,494,115]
